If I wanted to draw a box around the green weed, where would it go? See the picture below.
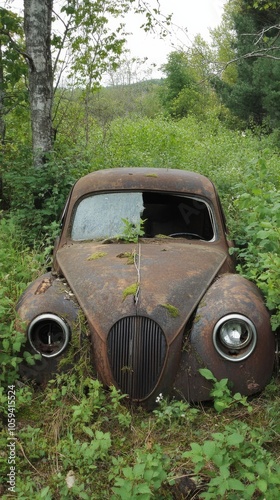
[199,368,252,413]
[117,218,146,243]
[110,446,169,499]
[182,421,280,499]
[153,394,198,426]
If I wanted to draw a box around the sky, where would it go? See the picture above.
[123,0,227,72]
[7,0,227,79]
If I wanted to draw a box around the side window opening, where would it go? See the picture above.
[142,193,214,241]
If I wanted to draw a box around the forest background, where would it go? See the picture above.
[0,0,280,498]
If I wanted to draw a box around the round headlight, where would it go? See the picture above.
[213,314,257,362]
[28,313,70,358]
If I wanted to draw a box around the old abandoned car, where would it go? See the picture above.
[16,167,276,406]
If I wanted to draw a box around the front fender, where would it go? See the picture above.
[173,274,275,402]
[16,272,80,383]
[17,272,79,324]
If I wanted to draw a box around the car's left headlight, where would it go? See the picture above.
[27,313,70,358]
[213,314,257,361]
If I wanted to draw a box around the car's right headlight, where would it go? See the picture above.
[28,313,70,358]
[213,314,257,362]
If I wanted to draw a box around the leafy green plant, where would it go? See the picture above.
[0,316,39,389]
[0,217,41,387]
[17,425,49,461]
[59,430,112,470]
[70,378,108,426]
[199,368,252,413]
[108,385,132,428]
[232,159,280,331]
[110,446,169,499]
[118,218,146,243]
[69,380,131,431]
[153,394,198,426]
[42,220,61,263]
[182,421,280,499]
[3,156,76,245]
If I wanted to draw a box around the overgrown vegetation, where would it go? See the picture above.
[1,112,280,497]
[1,1,280,495]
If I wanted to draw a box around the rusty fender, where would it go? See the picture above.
[173,274,275,402]
[16,272,80,383]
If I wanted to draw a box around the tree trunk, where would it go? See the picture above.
[24,0,53,167]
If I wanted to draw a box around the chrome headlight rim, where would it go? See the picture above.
[27,313,70,358]
[213,313,257,362]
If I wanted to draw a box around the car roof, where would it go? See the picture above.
[70,168,217,204]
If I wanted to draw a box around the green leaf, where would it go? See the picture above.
[2,339,10,351]
[13,341,22,353]
[228,478,245,491]
[133,463,146,478]
[214,400,228,413]
[136,484,152,494]
[240,458,254,468]
[203,440,216,459]
[226,432,244,446]
[256,479,267,493]
[219,465,230,479]
[199,368,216,381]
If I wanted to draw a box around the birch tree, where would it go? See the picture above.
[24,0,53,167]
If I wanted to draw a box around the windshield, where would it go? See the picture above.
[71,191,215,241]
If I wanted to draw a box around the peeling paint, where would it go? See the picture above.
[35,278,52,295]
[116,251,135,264]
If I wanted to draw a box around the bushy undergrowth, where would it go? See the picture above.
[1,115,280,498]
[230,158,280,331]
[2,115,279,328]
[0,217,43,387]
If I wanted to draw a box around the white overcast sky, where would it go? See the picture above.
[7,0,227,78]
[125,0,227,60]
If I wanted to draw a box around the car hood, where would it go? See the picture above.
[56,239,227,344]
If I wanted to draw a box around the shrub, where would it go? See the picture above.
[231,159,280,331]
[0,217,42,387]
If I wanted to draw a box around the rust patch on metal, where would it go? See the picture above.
[116,251,135,264]
[35,278,52,295]
[247,380,260,391]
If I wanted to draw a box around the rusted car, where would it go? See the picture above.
[17,168,276,405]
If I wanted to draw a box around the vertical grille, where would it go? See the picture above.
[107,316,166,400]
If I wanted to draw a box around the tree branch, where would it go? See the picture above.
[223,45,280,69]
[0,28,35,70]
